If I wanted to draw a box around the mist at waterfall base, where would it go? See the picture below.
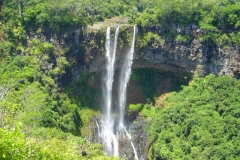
[94,26,139,159]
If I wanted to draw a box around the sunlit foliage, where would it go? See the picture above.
[145,75,240,159]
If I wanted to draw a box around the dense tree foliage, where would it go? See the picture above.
[135,0,239,27]
[141,1,240,47]
[0,55,109,158]
[0,124,112,160]
[145,75,240,159]
[0,0,117,158]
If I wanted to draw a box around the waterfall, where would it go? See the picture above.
[123,126,139,160]
[101,26,120,156]
[118,25,137,128]
[100,26,138,159]
[95,119,100,142]
[118,26,138,160]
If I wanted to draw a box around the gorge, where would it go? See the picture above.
[1,1,240,159]
[23,22,240,160]
[61,22,240,159]
[62,23,239,159]
[3,22,239,160]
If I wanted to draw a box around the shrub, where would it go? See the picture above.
[128,104,144,112]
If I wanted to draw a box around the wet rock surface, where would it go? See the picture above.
[88,115,150,160]
[127,116,150,160]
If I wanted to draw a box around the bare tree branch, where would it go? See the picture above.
[0,83,10,101]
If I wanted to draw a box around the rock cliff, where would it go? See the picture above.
[27,23,240,84]
[28,24,240,85]
[64,24,240,84]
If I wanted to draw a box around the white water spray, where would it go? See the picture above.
[102,26,120,156]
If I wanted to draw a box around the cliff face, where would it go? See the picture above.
[136,38,240,77]
[64,24,240,84]
[27,23,240,85]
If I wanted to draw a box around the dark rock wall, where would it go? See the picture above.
[26,24,240,86]
[136,38,240,78]
[26,24,240,85]
[68,25,240,84]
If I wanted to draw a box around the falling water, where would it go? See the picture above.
[95,119,100,141]
[102,26,120,156]
[123,127,139,160]
[100,26,138,159]
[118,26,137,127]
[118,26,138,159]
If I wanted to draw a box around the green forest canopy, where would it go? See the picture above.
[145,75,240,159]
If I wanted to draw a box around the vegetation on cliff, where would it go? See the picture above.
[135,0,240,48]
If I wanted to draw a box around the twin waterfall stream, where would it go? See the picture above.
[97,26,138,159]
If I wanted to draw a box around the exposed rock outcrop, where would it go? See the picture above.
[118,116,150,160]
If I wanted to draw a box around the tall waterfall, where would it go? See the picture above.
[100,26,138,159]
[118,25,138,160]
[102,26,119,156]
[118,25,137,128]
